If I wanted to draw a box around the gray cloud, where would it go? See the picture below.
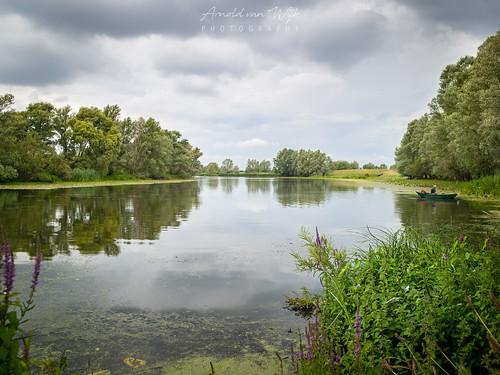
[400,0,500,35]
[0,0,201,38]
[0,0,498,167]
[300,9,387,70]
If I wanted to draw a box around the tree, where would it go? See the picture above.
[395,30,500,180]
[54,105,73,156]
[245,159,260,173]
[204,162,220,175]
[274,148,298,176]
[362,162,377,170]
[220,159,238,174]
[258,160,271,172]
[24,102,56,144]
[395,116,430,178]
[67,107,121,175]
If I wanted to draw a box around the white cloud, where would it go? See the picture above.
[235,138,276,148]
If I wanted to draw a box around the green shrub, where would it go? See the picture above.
[290,227,499,374]
[462,175,500,197]
[70,168,101,182]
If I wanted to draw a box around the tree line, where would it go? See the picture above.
[201,150,386,177]
[0,95,202,182]
[395,30,500,180]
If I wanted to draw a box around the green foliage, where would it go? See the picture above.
[274,148,331,177]
[362,162,377,169]
[0,95,202,183]
[204,162,221,175]
[245,159,272,173]
[220,159,239,175]
[330,160,359,170]
[461,174,500,197]
[395,30,500,180]
[70,168,101,182]
[291,227,499,374]
[0,164,18,183]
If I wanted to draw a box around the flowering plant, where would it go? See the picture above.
[290,227,499,374]
[0,227,42,374]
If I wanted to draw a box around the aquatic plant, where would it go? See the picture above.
[289,227,500,374]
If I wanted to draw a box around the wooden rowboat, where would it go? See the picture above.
[416,192,458,199]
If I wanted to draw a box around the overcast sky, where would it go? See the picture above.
[1,1,498,168]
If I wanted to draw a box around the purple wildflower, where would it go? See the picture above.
[2,243,15,295]
[444,251,448,261]
[22,342,30,360]
[354,310,362,359]
[30,251,42,291]
[486,235,492,249]
[315,227,322,246]
[458,236,464,244]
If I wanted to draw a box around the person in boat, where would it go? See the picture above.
[430,185,437,194]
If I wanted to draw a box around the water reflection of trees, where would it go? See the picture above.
[219,177,239,194]
[393,194,496,238]
[0,182,201,258]
[273,179,360,207]
[245,178,271,194]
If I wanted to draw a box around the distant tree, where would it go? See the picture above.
[245,159,260,173]
[379,163,388,169]
[205,162,220,175]
[362,162,377,170]
[220,159,238,174]
[274,148,298,177]
[331,160,351,170]
[258,160,271,172]
[350,161,360,169]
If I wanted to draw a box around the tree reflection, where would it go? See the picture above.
[393,194,497,240]
[219,177,239,194]
[272,178,360,207]
[245,178,271,194]
[0,182,201,257]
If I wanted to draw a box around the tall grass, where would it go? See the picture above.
[290,227,499,374]
[70,168,101,182]
[460,174,500,197]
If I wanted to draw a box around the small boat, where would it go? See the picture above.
[416,191,458,199]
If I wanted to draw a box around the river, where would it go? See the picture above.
[1,177,497,374]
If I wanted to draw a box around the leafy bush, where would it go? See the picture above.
[70,168,101,182]
[461,174,500,197]
[0,164,18,183]
[290,228,499,374]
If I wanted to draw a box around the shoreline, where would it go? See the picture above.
[0,179,196,190]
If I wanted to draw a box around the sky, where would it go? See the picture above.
[0,1,498,169]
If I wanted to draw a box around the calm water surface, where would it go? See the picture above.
[1,178,497,373]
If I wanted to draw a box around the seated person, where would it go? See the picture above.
[430,185,437,194]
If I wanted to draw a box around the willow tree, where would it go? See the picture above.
[67,107,121,175]
[396,30,500,180]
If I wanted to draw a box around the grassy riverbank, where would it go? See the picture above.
[0,178,194,190]
[288,227,499,374]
